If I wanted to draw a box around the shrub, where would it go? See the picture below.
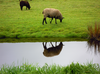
[88,22,100,41]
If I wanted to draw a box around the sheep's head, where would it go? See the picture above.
[60,17,64,22]
[60,19,62,22]
[28,6,31,9]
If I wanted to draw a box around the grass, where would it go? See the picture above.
[0,62,100,74]
[0,38,87,42]
[88,22,100,41]
[0,0,100,38]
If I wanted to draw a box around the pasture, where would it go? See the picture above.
[0,0,100,38]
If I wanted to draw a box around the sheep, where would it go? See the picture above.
[20,0,31,10]
[42,8,64,25]
[43,42,63,57]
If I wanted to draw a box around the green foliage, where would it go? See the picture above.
[64,62,100,74]
[0,0,100,38]
[0,62,100,74]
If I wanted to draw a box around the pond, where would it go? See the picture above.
[0,41,100,68]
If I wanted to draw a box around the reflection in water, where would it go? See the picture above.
[87,39,100,54]
[0,42,100,68]
[42,42,63,57]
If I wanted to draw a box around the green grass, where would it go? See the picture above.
[0,0,100,38]
[0,38,87,42]
[0,62,100,74]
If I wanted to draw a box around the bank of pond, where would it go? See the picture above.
[0,62,100,74]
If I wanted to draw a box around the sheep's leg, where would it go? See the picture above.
[55,42,57,47]
[45,42,47,46]
[42,18,44,25]
[50,18,53,24]
[55,18,57,24]
[43,42,47,49]
[20,6,23,10]
[50,42,54,47]
[42,18,47,25]
[45,18,47,24]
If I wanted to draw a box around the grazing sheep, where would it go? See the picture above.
[20,0,31,10]
[42,8,64,25]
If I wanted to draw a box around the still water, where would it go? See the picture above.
[0,41,100,68]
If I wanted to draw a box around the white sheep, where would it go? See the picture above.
[42,8,64,25]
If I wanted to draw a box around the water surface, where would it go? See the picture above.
[0,41,100,68]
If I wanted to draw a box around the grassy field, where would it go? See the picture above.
[0,0,100,38]
[0,62,100,74]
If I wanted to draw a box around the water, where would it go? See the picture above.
[0,41,100,68]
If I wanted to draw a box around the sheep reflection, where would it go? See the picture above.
[87,40,100,54]
[42,42,63,57]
